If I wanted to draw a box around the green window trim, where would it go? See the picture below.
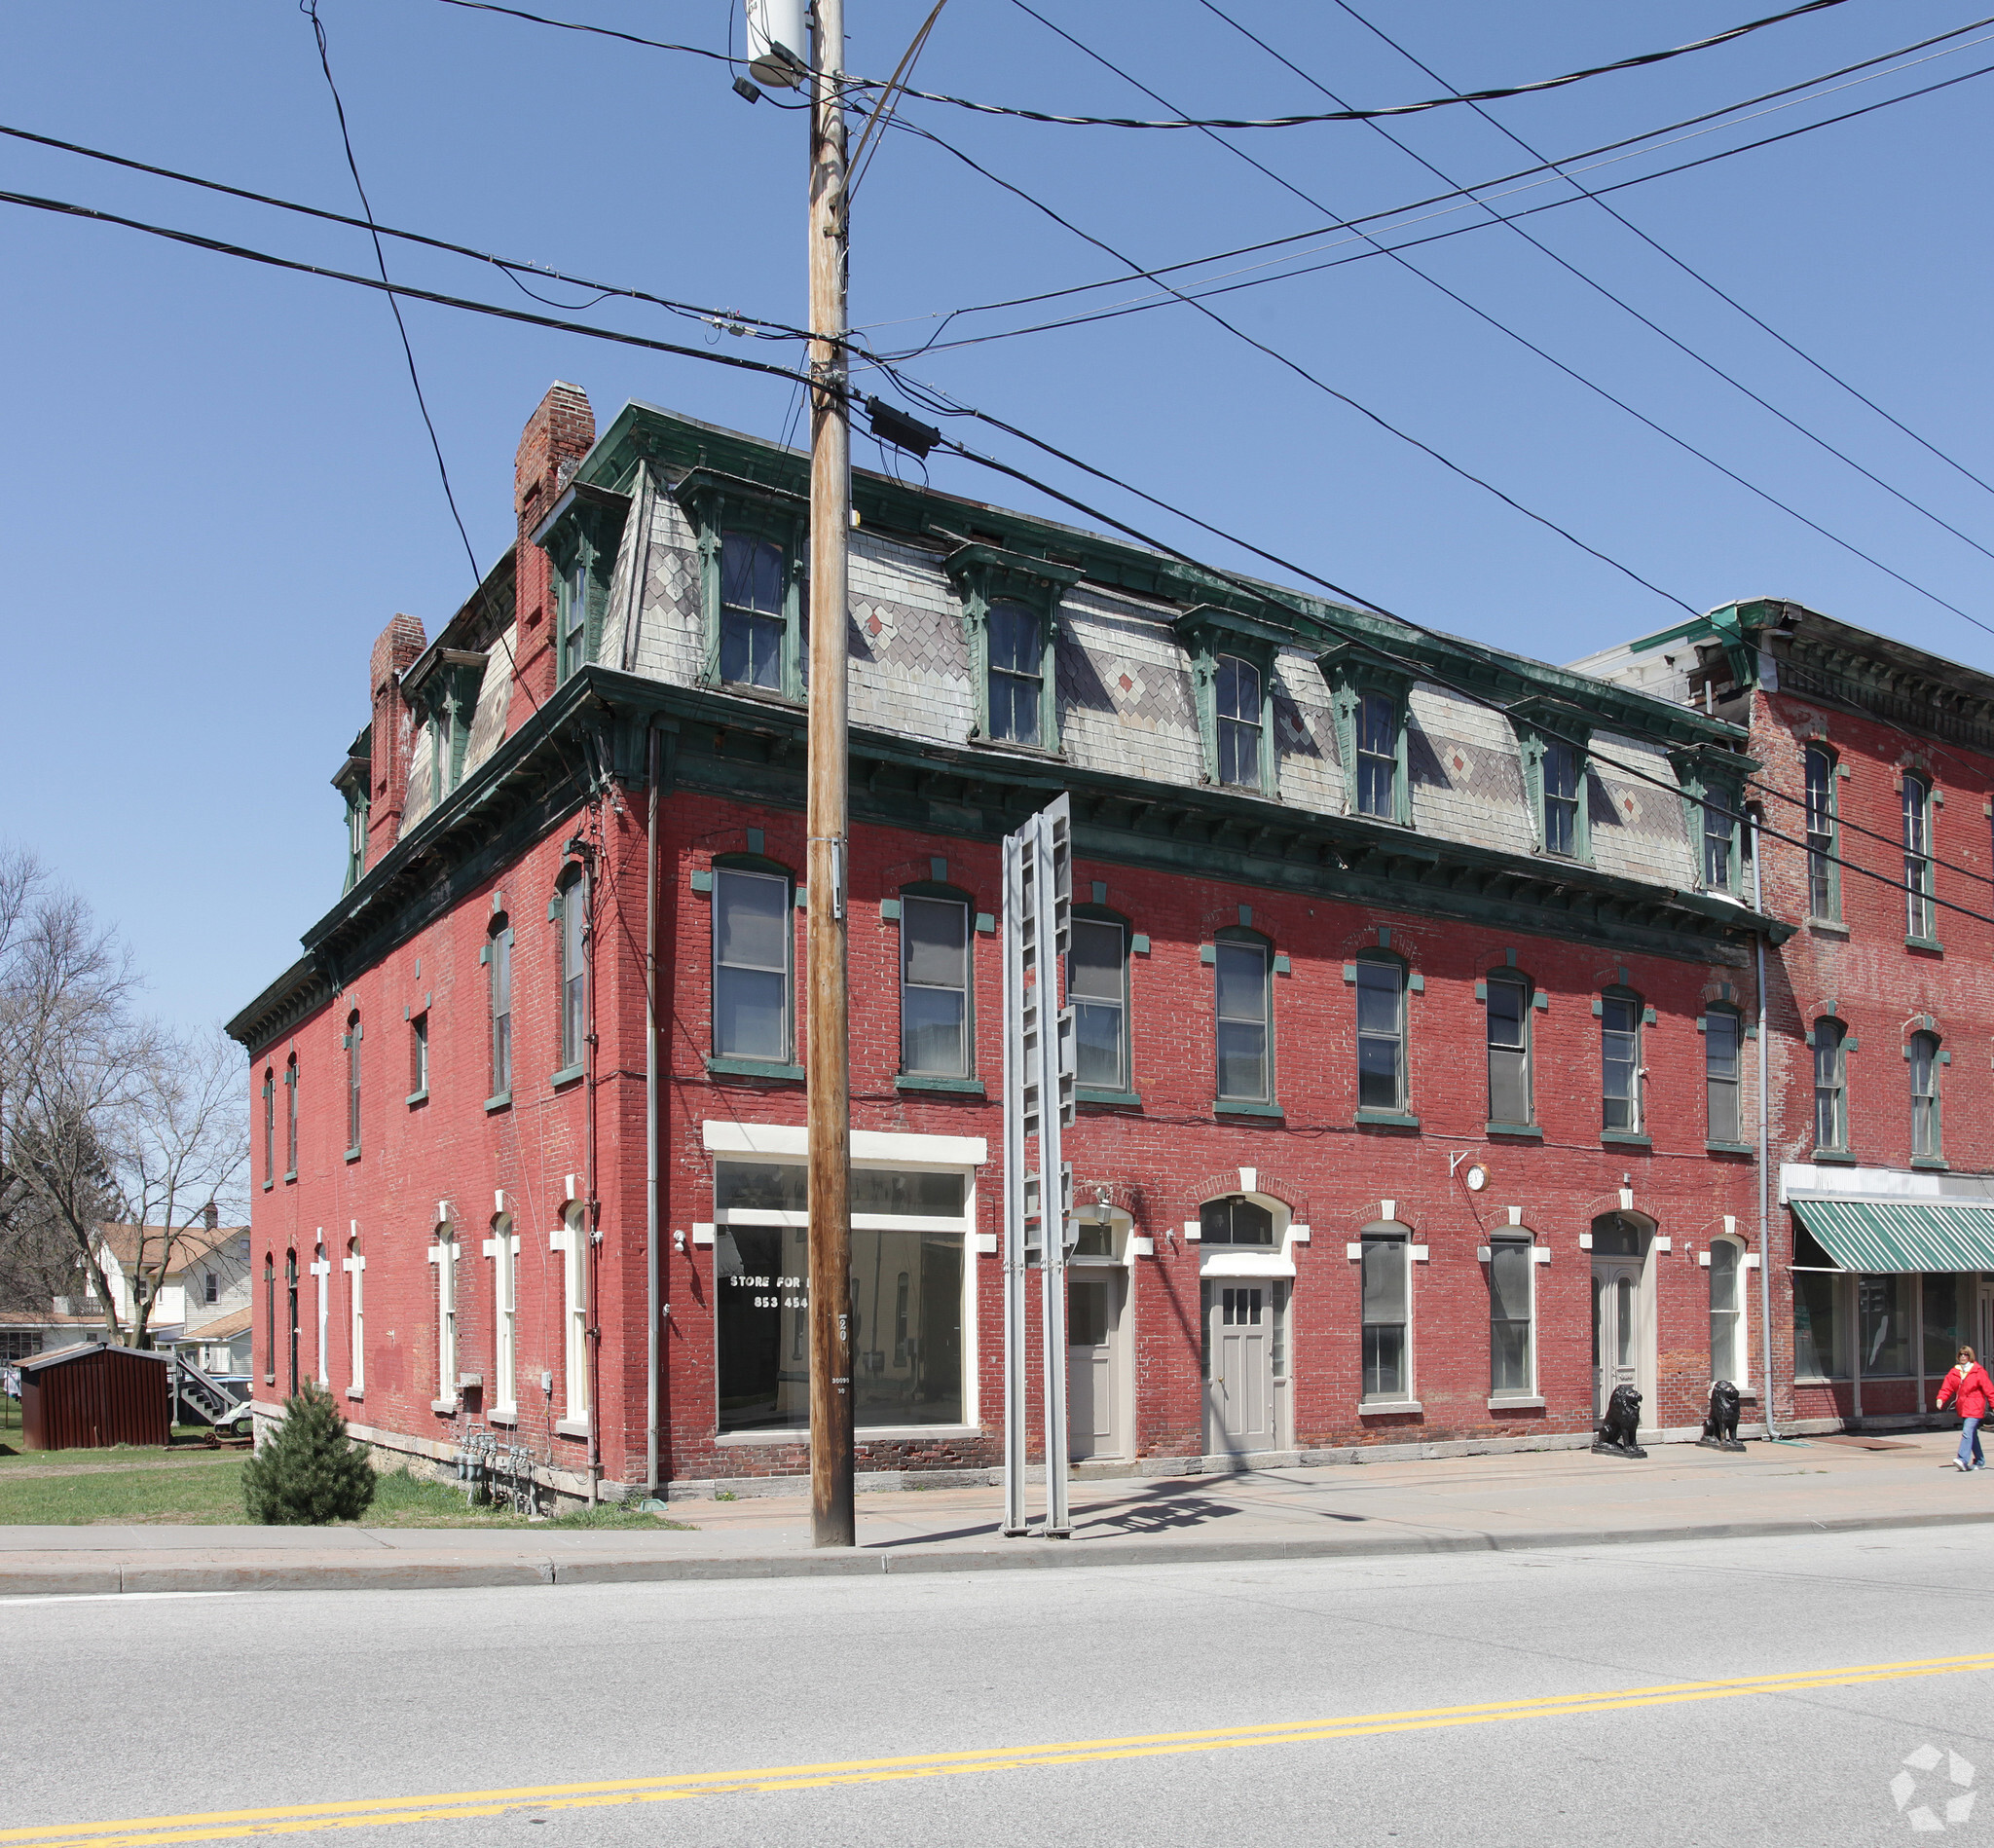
[711,854,797,1068]
[705,1055,807,1083]
[1803,743,1840,923]
[1668,742,1758,898]
[894,1074,986,1095]
[946,541,1077,755]
[677,472,809,702]
[1316,642,1413,826]
[1508,696,1594,864]
[1177,605,1287,798]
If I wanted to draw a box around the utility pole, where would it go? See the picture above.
[803,0,855,1548]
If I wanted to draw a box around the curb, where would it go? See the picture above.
[5,1507,1992,1596]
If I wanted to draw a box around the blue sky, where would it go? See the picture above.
[6,0,1993,1036]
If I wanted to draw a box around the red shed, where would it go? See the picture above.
[18,1343,170,1452]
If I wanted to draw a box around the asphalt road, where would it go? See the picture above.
[7,1525,1992,1847]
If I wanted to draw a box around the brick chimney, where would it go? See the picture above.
[203,1201,218,1232]
[509,382,595,732]
[366,611,428,868]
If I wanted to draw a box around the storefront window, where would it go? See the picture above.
[1793,1272,1848,1380]
[713,1159,969,1435]
[1860,1275,1913,1377]
[1923,1274,1962,1378]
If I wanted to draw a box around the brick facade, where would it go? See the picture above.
[251,390,1981,1507]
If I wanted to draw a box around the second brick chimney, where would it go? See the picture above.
[510,382,596,731]
[366,611,427,869]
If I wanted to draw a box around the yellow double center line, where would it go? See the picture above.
[9,1650,1990,1848]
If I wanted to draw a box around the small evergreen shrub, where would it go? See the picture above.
[240,1382,377,1525]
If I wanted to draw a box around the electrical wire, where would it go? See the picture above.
[889,114,1700,615]
[0,119,818,345]
[429,0,1850,129]
[1097,0,1994,632]
[11,167,1979,922]
[1319,0,1994,542]
[303,0,488,609]
[871,0,1855,129]
[866,16,1994,348]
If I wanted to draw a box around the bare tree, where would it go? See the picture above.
[0,847,245,1346]
[111,1027,250,1349]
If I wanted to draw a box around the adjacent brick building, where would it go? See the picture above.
[1579,601,1994,1436]
[231,385,1853,1504]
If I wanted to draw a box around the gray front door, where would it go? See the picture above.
[1592,1258,1642,1421]
[1205,1281,1275,1453]
[1067,1271,1124,1460]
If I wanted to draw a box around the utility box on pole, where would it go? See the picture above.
[1002,794,1074,1537]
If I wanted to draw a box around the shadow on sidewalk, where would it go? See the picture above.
[869,1475,1369,1548]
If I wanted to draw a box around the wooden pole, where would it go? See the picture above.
[806,0,855,1549]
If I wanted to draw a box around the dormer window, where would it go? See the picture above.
[720,532,786,692]
[1542,741,1580,857]
[1216,654,1263,788]
[559,554,589,683]
[1356,693,1398,818]
[986,602,1044,746]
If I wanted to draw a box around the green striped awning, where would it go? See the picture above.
[1790,1196,1994,1274]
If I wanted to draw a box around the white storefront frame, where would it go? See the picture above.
[701,1121,986,1439]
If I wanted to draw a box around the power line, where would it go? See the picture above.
[303,0,487,609]
[0,119,820,346]
[1325,0,1994,530]
[1116,0,1994,633]
[428,0,1850,129]
[12,159,1976,922]
[869,17,1994,349]
[873,0,1854,129]
[890,113,1701,615]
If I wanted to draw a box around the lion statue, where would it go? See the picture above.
[1592,1384,1646,1458]
[1699,1379,1746,1451]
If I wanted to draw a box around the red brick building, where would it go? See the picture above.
[1581,601,1994,1437]
[230,385,1796,1503]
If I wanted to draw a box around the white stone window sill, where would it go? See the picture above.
[489,1409,518,1425]
[430,1399,459,1416]
[1488,1395,1545,1411]
[344,1389,364,1402]
[554,1418,591,1439]
[714,1423,980,1446]
[1359,1400,1422,1416]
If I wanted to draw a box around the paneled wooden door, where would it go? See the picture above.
[1204,1281,1275,1454]
[1067,1270,1125,1460]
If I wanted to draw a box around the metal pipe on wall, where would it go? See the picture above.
[645,721,661,1497]
[1752,811,1780,1439]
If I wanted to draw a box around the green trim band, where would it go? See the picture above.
[707,1056,806,1083]
[484,1090,512,1114]
[1215,1099,1284,1119]
[1356,1109,1422,1129]
[894,1074,986,1095]
[1601,1130,1651,1149]
[1077,1087,1144,1109]
[549,1062,585,1090]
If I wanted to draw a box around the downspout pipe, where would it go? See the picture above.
[645,721,660,1497]
[1751,810,1782,1441]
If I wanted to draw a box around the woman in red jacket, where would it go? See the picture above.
[1937,1346,1991,1471]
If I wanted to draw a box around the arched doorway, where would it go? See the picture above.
[1067,1206,1132,1462]
[1199,1193,1292,1456]
[1590,1211,1654,1427]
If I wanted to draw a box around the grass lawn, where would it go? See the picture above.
[0,1450,684,1530]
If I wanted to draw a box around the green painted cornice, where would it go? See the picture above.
[943,538,1084,591]
[230,654,1778,1055]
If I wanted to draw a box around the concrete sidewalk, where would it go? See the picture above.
[3,1431,1989,1595]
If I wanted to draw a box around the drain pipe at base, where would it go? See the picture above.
[1751,812,1784,1441]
